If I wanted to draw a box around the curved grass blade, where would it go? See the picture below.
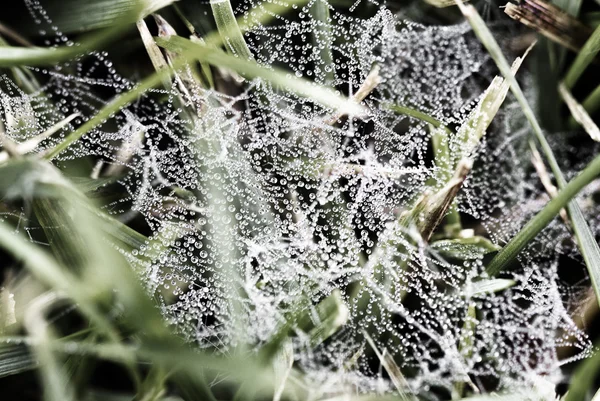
[387,104,450,132]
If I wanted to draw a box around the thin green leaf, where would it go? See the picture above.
[563,24,600,89]
[454,303,477,398]
[272,339,293,401]
[387,104,449,131]
[136,18,172,90]
[24,293,75,401]
[296,289,348,346]
[430,236,501,261]
[18,0,175,34]
[310,0,334,84]
[210,0,253,59]
[0,8,142,67]
[363,331,414,400]
[564,342,600,401]
[559,82,600,141]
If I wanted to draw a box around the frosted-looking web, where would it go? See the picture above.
[0,0,596,398]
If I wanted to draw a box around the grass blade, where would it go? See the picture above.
[17,0,175,34]
[310,0,334,84]
[387,104,449,131]
[0,343,36,378]
[0,7,142,67]
[563,24,600,89]
[210,0,253,59]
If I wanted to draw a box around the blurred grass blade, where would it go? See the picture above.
[458,2,600,303]
[0,343,36,378]
[454,303,477,398]
[18,0,176,34]
[156,35,367,117]
[559,82,600,140]
[69,176,118,193]
[486,152,600,276]
[423,0,467,7]
[296,289,348,346]
[564,340,600,401]
[24,293,75,401]
[33,198,90,270]
[210,0,253,59]
[0,8,142,67]
[564,24,600,89]
[430,237,500,261]
[272,339,293,401]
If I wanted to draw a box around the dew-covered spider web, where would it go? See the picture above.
[1,0,598,398]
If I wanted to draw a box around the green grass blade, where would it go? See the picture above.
[387,104,449,131]
[486,152,600,276]
[0,8,141,67]
[310,0,335,84]
[24,293,75,401]
[564,24,600,89]
[210,0,253,59]
[16,0,175,34]
[156,35,367,116]
[580,84,600,119]
[559,82,600,140]
[136,18,172,89]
